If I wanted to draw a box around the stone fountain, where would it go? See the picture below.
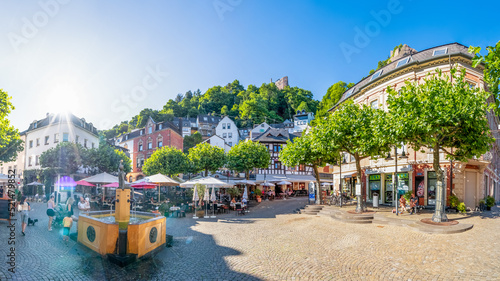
[77,162,167,266]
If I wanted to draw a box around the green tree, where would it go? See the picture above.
[314,81,354,124]
[142,146,188,176]
[321,100,392,213]
[227,141,270,180]
[183,132,203,154]
[280,125,339,204]
[469,41,500,114]
[0,89,24,163]
[386,68,493,222]
[188,142,226,176]
[87,140,131,174]
[39,142,87,175]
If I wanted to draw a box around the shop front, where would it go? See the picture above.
[384,174,393,204]
[368,174,381,201]
[427,171,437,206]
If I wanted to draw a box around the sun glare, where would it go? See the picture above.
[44,84,81,115]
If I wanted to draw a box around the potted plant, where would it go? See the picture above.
[159,202,169,217]
[486,195,495,211]
[254,188,262,203]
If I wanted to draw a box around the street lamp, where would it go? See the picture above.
[385,145,407,216]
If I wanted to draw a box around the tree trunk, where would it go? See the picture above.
[432,145,448,222]
[205,168,208,177]
[355,156,364,213]
[246,170,249,180]
[313,164,322,205]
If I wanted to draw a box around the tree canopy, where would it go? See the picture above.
[469,40,500,115]
[101,80,319,139]
[183,132,203,154]
[0,89,24,163]
[319,100,392,212]
[142,146,188,176]
[188,142,226,176]
[40,142,86,175]
[226,141,270,180]
[386,68,494,222]
[280,124,340,203]
[314,81,354,124]
[87,140,131,174]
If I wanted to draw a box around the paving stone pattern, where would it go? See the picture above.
[1,198,499,280]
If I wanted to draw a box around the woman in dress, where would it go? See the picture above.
[19,196,31,236]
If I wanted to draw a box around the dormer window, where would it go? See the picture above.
[159,124,162,130]
[370,70,383,81]
[432,48,448,56]
[345,88,355,98]
[140,130,143,136]
[396,57,411,68]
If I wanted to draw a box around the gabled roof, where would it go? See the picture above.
[252,128,300,143]
[197,115,222,124]
[330,43,474,111]
[26,113,98,135]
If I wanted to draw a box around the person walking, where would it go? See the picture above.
[18,196,31,236]
[62,213,73,244]
[47,195,56,231]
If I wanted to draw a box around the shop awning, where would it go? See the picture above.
[341,171,357,178]
[255,174,316,183]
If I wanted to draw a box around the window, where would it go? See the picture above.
[261,124,264,127]
[227,123,231,129]
[36,138,40,146]
[84,139,87,148]
[345,88,355,98]
[350,154,355,162]
[54,133,59,143]
[29,140,33,148]
[204,117,207,121]
[396,57,410,68]
[139,142,143,151]
[158,140,163,147]
[222,123,226,129]
[92,142,95,149]
[45,136,49,145]
[75,135,79,144]
[35,155,39,165]
[148,126,152,134]
[28,157,32,167]
[370,70,383,81]
[467,82,477,89]
[299,164,305,172]
[140,130,143,136]
[273,145,282,152]
[223,133,227,138]
[34,122,37,129]
[228,133,232,138]
[63,133,69,142]
[159,124,162,130]
[228,142,232,146]
[432,48,448,56]
[148,141,152,150]
[370,100,378,109]
[274,161,282,169]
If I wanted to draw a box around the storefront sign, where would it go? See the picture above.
[369,174,381,181]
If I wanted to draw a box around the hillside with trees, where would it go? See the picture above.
[101,80,321,140]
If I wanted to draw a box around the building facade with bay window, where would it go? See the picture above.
[329,43,500,209]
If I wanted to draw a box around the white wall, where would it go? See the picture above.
[203,136,231,153]
[251,122,270,136]
[24,121,99,170]
[215,116,240,147]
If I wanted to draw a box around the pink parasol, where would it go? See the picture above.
[76,180,96,187]
[131,182,157,189]
[103,182,119,188]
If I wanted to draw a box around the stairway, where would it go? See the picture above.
[298,205,324,215]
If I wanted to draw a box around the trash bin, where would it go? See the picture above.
[373,193,379,208]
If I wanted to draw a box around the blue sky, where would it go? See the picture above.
[2,0,500,131]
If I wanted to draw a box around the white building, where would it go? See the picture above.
[202,135,231,153]
[290,110,314,133]
[251,122,271,138]
[215,116,240,147]
[23,113,99,170]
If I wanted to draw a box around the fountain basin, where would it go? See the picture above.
[77,210,166,258]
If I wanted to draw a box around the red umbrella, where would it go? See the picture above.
[131,182,157,189]
[76,180,96,187]
[103,182,119,188]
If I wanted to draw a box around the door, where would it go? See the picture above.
[465,171,477,209]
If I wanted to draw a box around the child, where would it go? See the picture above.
[62,213,73,243]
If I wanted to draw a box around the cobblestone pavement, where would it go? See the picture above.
[1,198,500,280]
